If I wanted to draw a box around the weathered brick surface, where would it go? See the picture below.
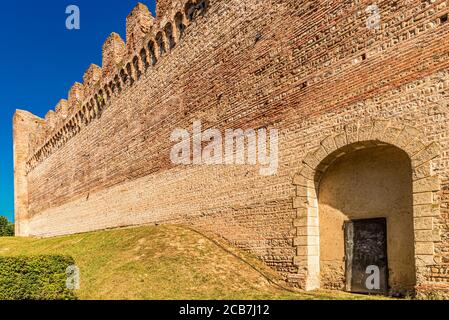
[13,0,449,293]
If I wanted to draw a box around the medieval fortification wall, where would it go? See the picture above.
[14,0,449,293]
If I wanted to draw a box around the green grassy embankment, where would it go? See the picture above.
[0,225,386,300]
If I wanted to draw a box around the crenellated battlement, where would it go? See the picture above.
[126,3,155,55]
[102,32,126,79]
[25,0,210,173]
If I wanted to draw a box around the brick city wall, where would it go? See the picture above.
[14,0,449,293]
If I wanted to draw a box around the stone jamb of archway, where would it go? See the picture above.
[292,120,441,291]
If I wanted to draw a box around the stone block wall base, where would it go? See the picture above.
[415,284,449,300]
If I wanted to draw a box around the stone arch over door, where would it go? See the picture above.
[292,120,441,292]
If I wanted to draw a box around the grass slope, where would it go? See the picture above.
[0,225,384,300]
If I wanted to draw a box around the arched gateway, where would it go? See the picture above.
[292,120,441,295]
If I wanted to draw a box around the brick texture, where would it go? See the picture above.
[13,0,449,294]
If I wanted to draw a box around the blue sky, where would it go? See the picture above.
[0,1,157,222]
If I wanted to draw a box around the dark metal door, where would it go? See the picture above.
[344,218,388,294]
